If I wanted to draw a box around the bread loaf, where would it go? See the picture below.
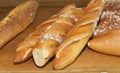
[32,6,85,67]
[14,4,78,63]
[88,0,120,56]
[0,0,39,48]
[53,0,104,70]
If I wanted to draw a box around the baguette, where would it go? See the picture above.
[32,6,85,67]
[0,0,39,48]
[88,0,120,56]
[53,0,104,70]
[14,4,77,63]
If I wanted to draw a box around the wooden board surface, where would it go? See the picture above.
[0,1,120,73]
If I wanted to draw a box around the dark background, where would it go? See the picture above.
[0,0,90,7]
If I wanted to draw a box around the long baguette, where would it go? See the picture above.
[0,0,39,48]
[32,6,85,67]
[53,0,104,70]
[14,4,76,63]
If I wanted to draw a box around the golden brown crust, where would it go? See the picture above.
[32,7,80,67]
[14,17,57,63]
[53,0,104,70]
[88,29,120,56]
[0,0,39,48]
[88,0,120,56]
[14,4,77,63]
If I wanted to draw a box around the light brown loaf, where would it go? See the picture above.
[14,4,79,63]
[88,0,120,56]
[14,15,59,63]
[32,6,85,67]
[0,0,39,48]
[53,0,104,70]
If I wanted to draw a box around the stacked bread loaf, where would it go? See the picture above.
[1,0,120,70]
[13,0,105,69]
[14,4,85,66]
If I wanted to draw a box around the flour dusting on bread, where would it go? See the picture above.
[94,0,120,36]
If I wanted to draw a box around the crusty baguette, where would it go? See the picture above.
[53,0,104,70]
[0,0,39,48]
[14,18,58,63]
[14,4,77,63]
[88,0,120,56]
[32,6,85,67]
